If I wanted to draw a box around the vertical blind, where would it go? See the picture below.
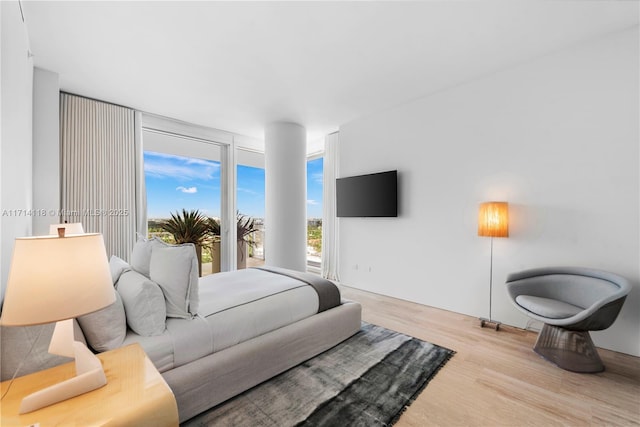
[60,93,137,260]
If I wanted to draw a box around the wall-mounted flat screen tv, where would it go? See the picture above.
[336,170,397,217]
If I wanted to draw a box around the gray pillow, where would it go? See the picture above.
[130,236,163,278]
[0,320,86,381]
[109,255,131,284]
[77,290,127,352]
[116,270,166,336]
[149,243,199,319]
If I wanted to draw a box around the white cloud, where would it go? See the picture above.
[312,172,323,185]
[238,187,261,196]
[177,186,198,194]
[144,152,220,180]
[307,199,318,205]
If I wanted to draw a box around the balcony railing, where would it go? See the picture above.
[150,220,321,276]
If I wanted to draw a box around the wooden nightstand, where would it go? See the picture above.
[1,343,178,427]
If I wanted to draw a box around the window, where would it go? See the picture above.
[237,148,265,268]
[307,156,323,271]
[142,129,223,276]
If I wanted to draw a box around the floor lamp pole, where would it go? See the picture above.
[480,236,501,330]
[489,236,493,321]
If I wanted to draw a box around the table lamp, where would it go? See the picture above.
[477,201,509,330]
[48,222,84,235]
[0,230,115,413]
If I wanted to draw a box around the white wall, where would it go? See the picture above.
[338,27,639,356]
[32,67,60,235]
[1,1,34,297]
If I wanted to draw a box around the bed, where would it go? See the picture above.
[121,265,362,422]
[0,238,362,423]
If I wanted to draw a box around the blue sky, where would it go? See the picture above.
[144,151,323,219]
[306,157,324,218]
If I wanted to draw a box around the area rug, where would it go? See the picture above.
[182,323,454,426]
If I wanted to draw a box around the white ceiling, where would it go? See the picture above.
[22,1,639,152]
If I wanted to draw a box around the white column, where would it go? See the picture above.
[264,122,307,271]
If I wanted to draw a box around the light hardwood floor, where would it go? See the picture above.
[339,285,640,426]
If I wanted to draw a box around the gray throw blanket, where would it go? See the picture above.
[253,266,341,313]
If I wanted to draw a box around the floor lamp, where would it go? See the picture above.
[477,201,509,331]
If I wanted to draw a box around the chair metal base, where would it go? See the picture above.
[533,324,604,373]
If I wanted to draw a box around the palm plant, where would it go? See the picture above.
[161,209,210,276]
[207,217,221,240]
[236,213,258,246]
[207,213,258,266]
[206,213,257,245]
[161,209,210,245]
[236,212,258,264]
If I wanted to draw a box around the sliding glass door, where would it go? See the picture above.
[142,129,224,276]
[236,148,265,268]
[139,114,329,275]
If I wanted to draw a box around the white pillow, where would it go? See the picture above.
[77,290,127,352]
[149,243,199,319]
[130,236,163,278]
[109,255,131,285]
[116,270,166,336]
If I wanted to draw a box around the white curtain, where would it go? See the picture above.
[60,93,137,260]
[134,111,147,239]
[321,132,340,280]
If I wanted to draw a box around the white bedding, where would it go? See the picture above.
[125,268,321,372]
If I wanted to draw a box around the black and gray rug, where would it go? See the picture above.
[183,323,454,426]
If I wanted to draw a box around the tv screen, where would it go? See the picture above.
[336,170,397,217]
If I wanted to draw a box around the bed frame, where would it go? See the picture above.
[163,301,362,423]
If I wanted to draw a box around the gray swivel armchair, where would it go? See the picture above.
[505,267,631,373]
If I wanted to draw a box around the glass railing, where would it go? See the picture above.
[149,219,323,275]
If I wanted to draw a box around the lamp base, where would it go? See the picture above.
[479,317,501,331]
[19,341,107,414]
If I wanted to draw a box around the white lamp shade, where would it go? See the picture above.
[0,233,115,326]
[49,222,85,235]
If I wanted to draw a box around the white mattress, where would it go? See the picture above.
[125,268,321,372]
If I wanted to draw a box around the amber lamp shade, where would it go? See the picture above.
[478,202,509,238]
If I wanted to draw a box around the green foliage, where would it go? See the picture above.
[160,209,210,245]
[201,246,213,263]
[151,211,322,263]
[206,212,258,247]
[308,224,322,254]
[236,212,258,243]
[207,217,221,238]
